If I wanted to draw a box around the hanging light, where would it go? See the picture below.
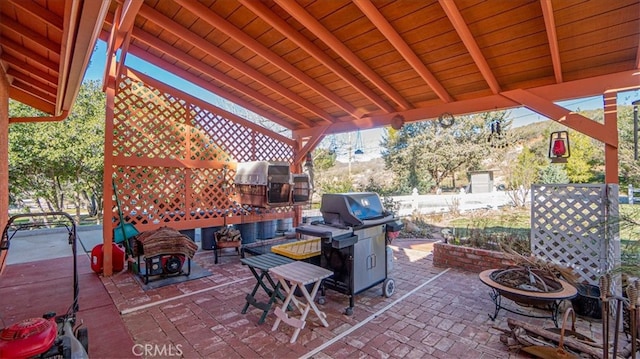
[328,135,337,155]
[354,130,364,155]
[548,130,570,163]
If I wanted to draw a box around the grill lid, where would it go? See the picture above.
[320,192,391,227]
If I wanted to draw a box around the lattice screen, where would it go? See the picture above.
[531,184,620,289]
[108,74,296,233]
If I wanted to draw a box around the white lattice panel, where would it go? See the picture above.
[531,184,620,289]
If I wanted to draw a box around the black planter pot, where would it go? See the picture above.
[571,283,602,320]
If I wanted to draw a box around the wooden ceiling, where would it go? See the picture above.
[0,0,109,120]
[5,0,639,136]
[100,0,639,142]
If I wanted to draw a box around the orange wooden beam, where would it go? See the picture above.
[139,4,336,125]
[0,17,60,53]
[274,0,412,111]
[501,89,616,146]
[239,0,395,114]
[1,53,57,85]
[293,94,519,138]
[117,26,313,129]
[293,130,328,167]
[10,110,68,124]
[540,0,563,83]
[0,37,59,73]
[8,69,57,97]
[175,0,358,120]
[7,87,55,115]
[115,40,301,131]
[355,0,454,103]
[11,81,56,105]
[102,5,120,92]
[0,71,9,244]
[8,0,63,32]
[527,70,640,104]
[439,0,501,94]
[102,77,116,277]
[113,0,143,50]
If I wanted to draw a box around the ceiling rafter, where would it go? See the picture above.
[1,53,57,85]
[274,0,413,111]
[0,37,59,73]
[8,69,57,96]
[139,4,337,125]
[354,0,454,103]
[119,38,304,131]
[8,0,64,32]
[540,0,562,83]
[113,0,143,51]
[239,0,395,114]
[502,89,616,145]
[174,0,360,120]
[115,22,315,128]
[293,94,519,138]
[0,17,60,54]
[102,5,121,91]
[12,80,56,104]
[438,0,501,94]
[8,87,55,114]
[293,129,328,166]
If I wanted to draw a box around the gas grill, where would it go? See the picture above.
[296,192,402,315]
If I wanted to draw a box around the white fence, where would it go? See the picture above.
[389,191,514,217]
[628,184,640,204]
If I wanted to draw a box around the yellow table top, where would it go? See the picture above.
[271,238,320,260]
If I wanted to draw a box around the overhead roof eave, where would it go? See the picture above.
[57,0,110,117]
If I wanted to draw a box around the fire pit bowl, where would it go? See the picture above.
[479,268,577,327]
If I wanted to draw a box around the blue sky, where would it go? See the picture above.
[85,40,639,161]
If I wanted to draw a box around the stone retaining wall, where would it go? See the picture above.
[433,242,515,272]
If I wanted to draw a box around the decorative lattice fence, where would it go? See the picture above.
[530,184,620,288]
[107,71,298,234]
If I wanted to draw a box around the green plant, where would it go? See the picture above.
[443,208,530,254]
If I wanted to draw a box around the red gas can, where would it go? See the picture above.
[91,243,125,274]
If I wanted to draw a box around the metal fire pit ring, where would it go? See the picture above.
[479,269,578,327]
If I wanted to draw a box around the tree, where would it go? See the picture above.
[505,147,544,206]
[381,111,513,193]
[617,105,640,185]
[564,130,602,183]
[312,148,336,171]
[539,164,569,184]
[9,80,105,222]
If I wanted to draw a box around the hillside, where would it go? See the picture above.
[314,119,560,195]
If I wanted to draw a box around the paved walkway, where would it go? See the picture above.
[1,226,609,358]
[99,237,605,359]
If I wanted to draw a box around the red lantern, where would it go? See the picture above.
[548,131,570,163]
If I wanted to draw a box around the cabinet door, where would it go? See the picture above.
[353,226,386,293]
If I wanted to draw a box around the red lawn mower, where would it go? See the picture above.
[0,212,89,358]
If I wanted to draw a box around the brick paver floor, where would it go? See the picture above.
[100,238,609,358]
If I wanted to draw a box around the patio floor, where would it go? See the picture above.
[2,236,609,358]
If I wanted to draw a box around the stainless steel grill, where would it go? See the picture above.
[296,192,402,315]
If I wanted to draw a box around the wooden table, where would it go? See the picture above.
[269,261,333,343]
[240,253,293,324]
